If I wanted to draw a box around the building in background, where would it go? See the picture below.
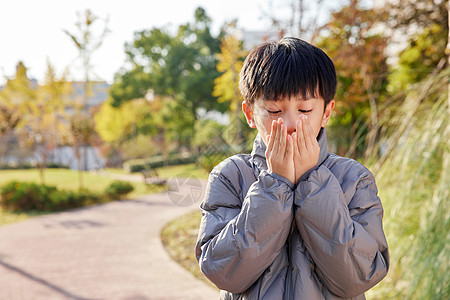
[0,76,110,171]
[67,81,110,112]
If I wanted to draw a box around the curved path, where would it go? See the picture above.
[0,178,218,299]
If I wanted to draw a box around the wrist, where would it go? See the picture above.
[296,166,318,183]
[269,170,295,186]
[268,165,294,183]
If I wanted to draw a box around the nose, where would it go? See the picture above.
[283,114,297,136]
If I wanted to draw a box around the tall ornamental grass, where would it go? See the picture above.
[367,68,449,299]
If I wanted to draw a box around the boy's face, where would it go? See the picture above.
[242,96,335,145]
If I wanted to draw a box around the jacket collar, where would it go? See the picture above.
[250,128,329,173]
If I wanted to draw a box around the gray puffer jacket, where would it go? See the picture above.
[196,130,389,299]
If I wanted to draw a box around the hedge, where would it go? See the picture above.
[0,180,134,212]
[123,154,196,173]
[104,180,134,200]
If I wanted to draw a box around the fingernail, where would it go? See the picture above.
[302,115,307,120]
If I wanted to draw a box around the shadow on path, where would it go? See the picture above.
[0,259,93,300]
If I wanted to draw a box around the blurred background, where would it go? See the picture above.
[0,0,448,299]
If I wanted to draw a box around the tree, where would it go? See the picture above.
[384,0,448,93]
[22,61,71,183]
[388,23,447,92]
[0,62,37,165]
[94,101,128,144]
[109,7,226,151]
[1,62,36,109]
[382,0,447,33]
[95,96,188,163]
[69,112,96,189]
[0,61,70,183]
[111,7,218,108]
[0,100,20,140]
[0,63,26,160]
[213,21,248,148]
[64,9,109,184]
[95,98,158,144]
[63,9,109,107]
[315,0,389,159]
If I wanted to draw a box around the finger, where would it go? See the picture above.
[286,134,294,160]
[266,120,276,151]
[266,135,272,151]
[292,132,299,154]
[303,115,316,149]
[295,119,301,150]
[265,125,276,163]
[279,122,287,155]
[276,118,283,154]
[298,117,306,150]
[269,118,279,156]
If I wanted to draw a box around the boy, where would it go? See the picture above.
[195,37,389,299]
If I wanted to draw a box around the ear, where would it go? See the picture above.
[321,99,335,127]
[242,100,256,128]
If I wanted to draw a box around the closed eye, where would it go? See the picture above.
[267,110,282,114]
[299,109,312,113]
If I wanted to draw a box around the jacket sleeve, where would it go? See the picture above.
[294,164,389,298]
[196,159,294,293]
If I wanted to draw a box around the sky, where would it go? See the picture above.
[0,0,278,86]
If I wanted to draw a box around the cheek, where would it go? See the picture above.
[310,114,325,136]
[254,117,273,143]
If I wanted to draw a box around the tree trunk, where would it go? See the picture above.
[83,81,89,172]
[75,139,84,190]
[38,150,47,185]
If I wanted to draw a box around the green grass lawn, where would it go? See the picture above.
[0,163,208,226]
[0,163,208,195]
[160,210,217,290]
[0,168,141,193]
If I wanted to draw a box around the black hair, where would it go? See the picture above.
[239,37,337,106]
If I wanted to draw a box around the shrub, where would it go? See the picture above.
[48,189,102,211]
[0,162,68,170]
[123,154,196,173]
[0,181,103,212]
[46,162,69,169]
[104,180,134,200]
[0,163,34,170]
[1,181,57,211]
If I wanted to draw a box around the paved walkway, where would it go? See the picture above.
[0,177,219,300]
